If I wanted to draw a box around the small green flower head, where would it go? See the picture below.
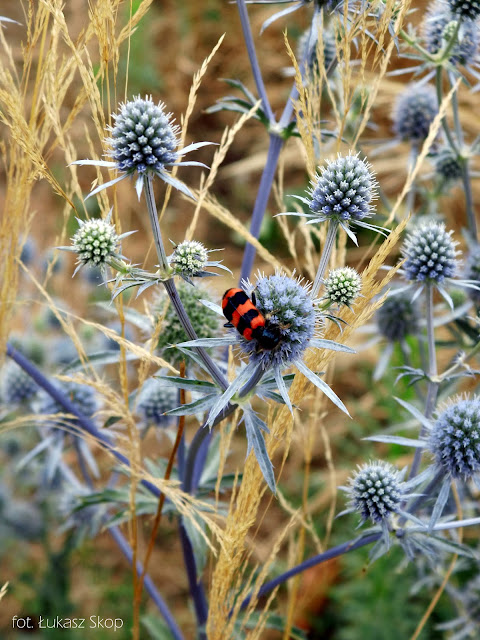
[136,377,177,428]
[1,361,38,405]
[155,283,222,363]
[345,460,405,524]
[447,0,480,20]
[464,244,480,303]
[433,147,463,182]
[324,266,362,307]
[393,84,438,143]
[71,217,119,269]
[376,294,420,342]
[428,396,480,479]
[170,240,209,277]
[401,221,459,283]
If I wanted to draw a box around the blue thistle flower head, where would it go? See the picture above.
[136,377,177,429]
[37,381,99,423]
[433,147,463,182]
[344,460,406,524]
[464,244,480,303]
[376,294,420,342]
[447,0,480,20]
[393,84,438,143]
[1,361,38,405]
[401,221,459,283]
[108,96,179,177]
[306,153,377,224]
[424,1,480,65]
[240,272,317,370]
[297,26,337,79]
[428,396,480,480]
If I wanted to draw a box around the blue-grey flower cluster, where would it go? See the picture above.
[108,95,179,177]
[307,153,377,223]
[464,245,480,302]
[72,218,119,268]
[171,240,209,278]
[401,221,458,283]
[433,147,463,182]
[136,377,177,428]
[324,266,362,306]
[241,273,316,369]
[424,0,480,65]
[376,294,420,342]
[38,381,99,422]
[393,84,438,143]
[297,27,337,76]
[447,0,480,20]
[347,460,404,524]
[428,396,480,479]
[1,361,38,405]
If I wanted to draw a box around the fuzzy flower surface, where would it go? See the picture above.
[401,221,458,284]
[341,460,406,525]
[393,84,438,143]
[135,377,177,429]
[447,0,480,20]
[428,396,480,480]
[73,95,211,200]
[1,361,38,405]
[168,240,230,283]
[60,212,133,276]
[433,147,464,182]
[285,153,380,244]
[323,266,362,307]
[376,294,421,343]
[424,1,480,65]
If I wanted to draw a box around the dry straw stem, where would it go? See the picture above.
[0,582,8,603]
[206,214,409,638]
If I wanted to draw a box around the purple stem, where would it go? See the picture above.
[239,133,284,283]
[179,521,208,640]
[6,343,162,499]
[239,532,380,611]
[236,0,274,123]
[109,525,185,640]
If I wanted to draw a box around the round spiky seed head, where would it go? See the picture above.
[324,267,362,306]
[401,221,458,283]
[428,396,480,479]
[376,294,420,342]
[307,153,377,223]
[37,381,99,422]
[171,240,209,278]
[424,1,479,64]
[72,218,119,268]
[136,377,177,428]
[297,27,337,76]
[393,84,438,143]
[433,147,463,182]
[464,245,480,303]
[447,0,480,20]
[1,361,38,405]
[241,272,317,369]
[347,460,405,524]
[108,95,179,176]
[155,283,221,364]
